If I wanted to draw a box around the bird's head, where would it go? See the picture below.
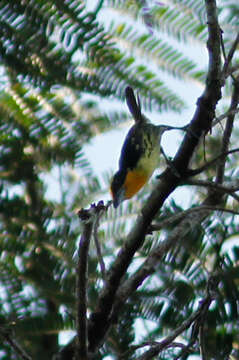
[110,170,127,208]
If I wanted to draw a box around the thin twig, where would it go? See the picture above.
[135,296,213,360]
[216,34,239,184]
[222,32,239,80]
[216,80,239,184]
[227,63,239,77]
[120,341,189,359]
[185,147,239,178]
[175,340,197,360]
[220,28,227,66]
[93,208,107,280]
[150,204,239,232]
[136,274,218,360]
[158,147,239,180]
[184,179,239,203]
[110,209,210,325]
[75,207,94,360]
[199,321,207,360]
[75,201,110,359]
[212,108,239,128]
[0,328,32,360]
[110,196,226,329]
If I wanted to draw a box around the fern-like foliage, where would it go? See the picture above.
[1,1,239,359]
[0,0,187,113]
[105,0,208,42]
[109,22,204,80]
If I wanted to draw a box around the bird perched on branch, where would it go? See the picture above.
[110,86,186,208]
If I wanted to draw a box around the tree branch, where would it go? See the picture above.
[212,107,239,128]
[87,0,224,354]
[75,207,94,360]
[204,0,222,90]
[222,32,239,80]
[0,327,32,360]
[150,204,239,232]
[109,199,224,326]
[93,207,106,280]
[121,341,192,359]
[216,79,239,183]
[135,289,214,360]
[184,179,239,202]
[179,147,239,178]
[135,274,219,360]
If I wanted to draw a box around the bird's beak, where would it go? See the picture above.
[113,187,125,208]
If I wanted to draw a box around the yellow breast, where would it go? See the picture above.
[137,132,160,176]
[124,133,160,199]
[124,170,149,199]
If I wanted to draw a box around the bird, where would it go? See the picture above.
[110,86,186,208]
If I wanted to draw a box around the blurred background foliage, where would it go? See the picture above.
[0,0,239,359]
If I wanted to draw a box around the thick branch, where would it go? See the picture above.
[170,0,222,174]
[205,0,222,90]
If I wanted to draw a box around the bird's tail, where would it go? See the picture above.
[125,86,144,123]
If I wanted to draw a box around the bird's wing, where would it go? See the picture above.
[119,125,143,171]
